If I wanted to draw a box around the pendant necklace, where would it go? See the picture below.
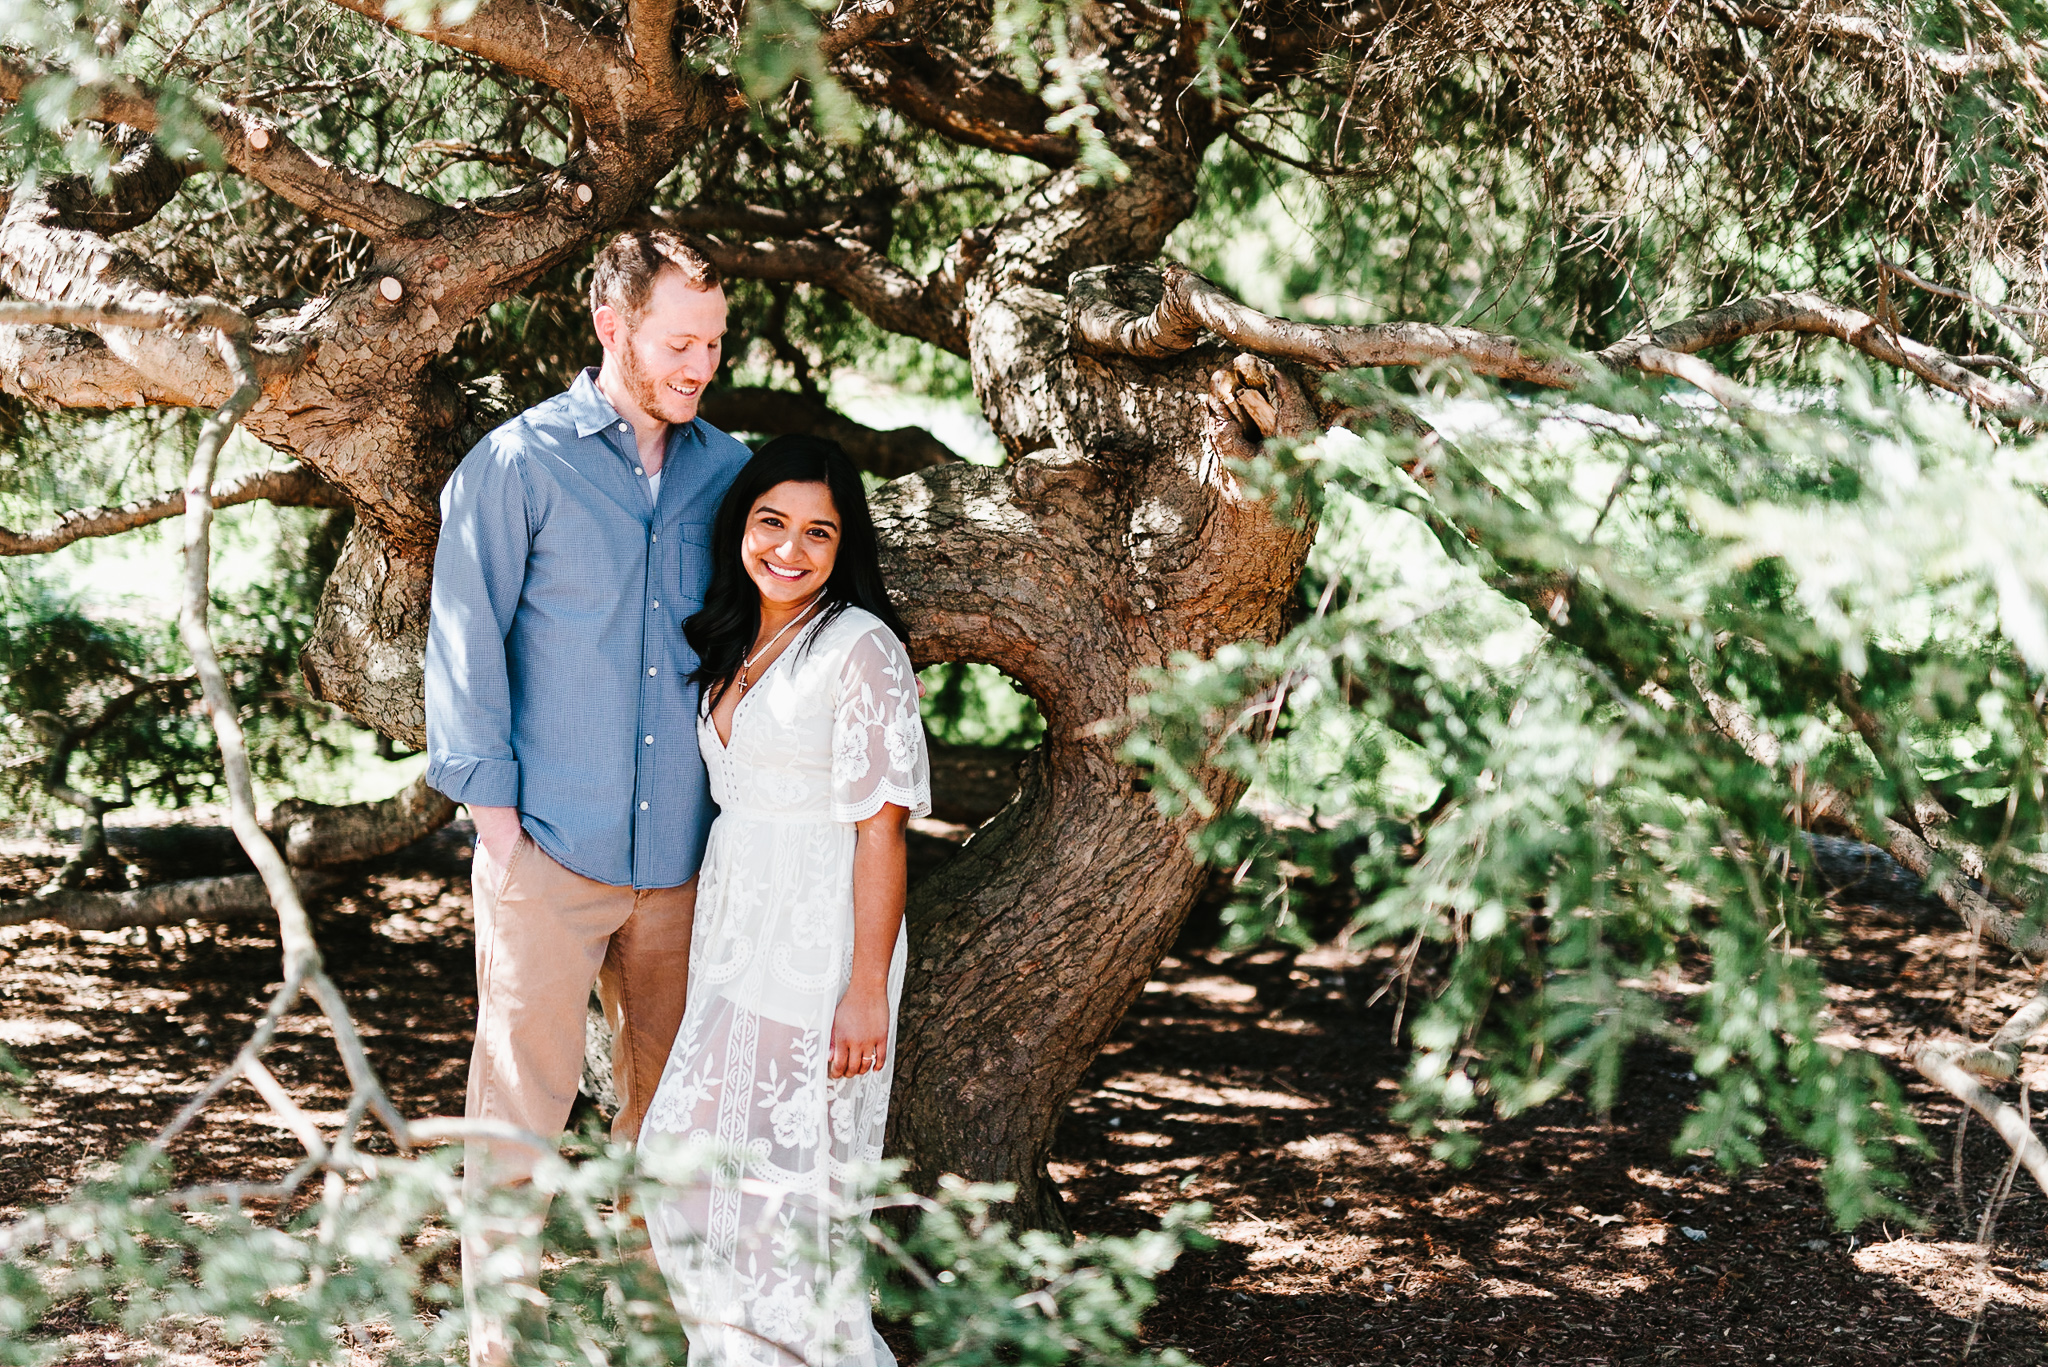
[737,593,825,693]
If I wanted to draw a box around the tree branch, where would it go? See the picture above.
[0,191,308,409]
[818,0,915,58]
[696,233,972,356]
[664,202,845,235]
[659,198,897,247]
[1070,261,1586,386]
[836,47,1077,167]
[698,386,960,477]
[1727,4,2046,77]
[0,56,441,240]
[626,0,684,101]
[0,298,250,335]
[0,323,165,409]
[318,0,630,124]
[1878,255,2048,323]
[35,124,194,233]
[160,318,411,1150]
[1597,292,2040,416]
[0,464,345,557]
[1070,262,2046,417]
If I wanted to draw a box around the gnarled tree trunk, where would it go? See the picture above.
[872,217,1319,1221]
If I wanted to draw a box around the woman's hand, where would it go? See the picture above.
[829,981,892,1079]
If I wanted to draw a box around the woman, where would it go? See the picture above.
[641,434,930,1367]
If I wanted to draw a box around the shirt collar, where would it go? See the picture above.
[568,367,622,439]
[567,366,706,451]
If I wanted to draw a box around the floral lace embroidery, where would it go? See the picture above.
[642,609,931,1367]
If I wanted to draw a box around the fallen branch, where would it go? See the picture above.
[270,771,456,868]
[1955,980,2048,1082]
[1880,822,2048,960]
[0,464,345,556]
[0,873,282,931]
[1915,1040,2048,1199]
[1689,665,2048,953]
[0,771,452,930]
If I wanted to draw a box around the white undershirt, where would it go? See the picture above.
[646,469,662,504]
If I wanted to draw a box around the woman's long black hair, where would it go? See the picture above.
[685,434,910,713]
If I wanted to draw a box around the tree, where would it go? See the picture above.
[4,0,2048,1234]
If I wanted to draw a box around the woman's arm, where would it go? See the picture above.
[829,802,909,1079]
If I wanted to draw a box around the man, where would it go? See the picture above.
[425,229,751,1364]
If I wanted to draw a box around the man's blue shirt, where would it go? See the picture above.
[425,369,752,889]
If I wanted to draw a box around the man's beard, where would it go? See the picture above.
[617,337,698,425]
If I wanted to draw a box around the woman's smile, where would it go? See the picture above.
[741,480,843,607]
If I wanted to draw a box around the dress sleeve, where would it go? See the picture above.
[830,625,932,824]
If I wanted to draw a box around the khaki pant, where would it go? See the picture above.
[461,833,695,1367]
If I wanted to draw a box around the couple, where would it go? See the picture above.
[424,228,929,1367]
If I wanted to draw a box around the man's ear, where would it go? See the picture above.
[593,304,623,354]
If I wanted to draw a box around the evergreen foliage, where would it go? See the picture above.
[0,1141,1203,1367]
[1127,362,2048,1225]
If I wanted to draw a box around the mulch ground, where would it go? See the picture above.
[3,819,2047,1365]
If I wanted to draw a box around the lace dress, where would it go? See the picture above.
[643,606,931,1367]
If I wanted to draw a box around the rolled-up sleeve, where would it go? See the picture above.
[425,436,530,809]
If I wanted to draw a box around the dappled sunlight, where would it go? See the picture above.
[1048,901,2048,1362]
[1853,1239,2048,1320]
[7,816,2048,1362]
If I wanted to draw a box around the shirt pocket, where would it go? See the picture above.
[674,522,716,612]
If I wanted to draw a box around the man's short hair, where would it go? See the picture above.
[589,229,722,325]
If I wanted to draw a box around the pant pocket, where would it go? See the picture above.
[493,833,531,906]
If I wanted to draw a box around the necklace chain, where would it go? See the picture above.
[737,594,825,693]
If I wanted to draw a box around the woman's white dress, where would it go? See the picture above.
[642,606,931,1367]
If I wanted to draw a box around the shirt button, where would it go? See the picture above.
[651,532,659,542]
[618,422,629,432]
[640,801,649,810]
[644,735,654,744]
[635,466,645,475]
[652,599,659,608]
[648,667,657,676]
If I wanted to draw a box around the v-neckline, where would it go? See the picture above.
[707,616,819,750]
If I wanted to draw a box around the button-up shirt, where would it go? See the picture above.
[425,369,752,888]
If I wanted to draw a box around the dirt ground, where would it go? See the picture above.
[4,819,2048,1365]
